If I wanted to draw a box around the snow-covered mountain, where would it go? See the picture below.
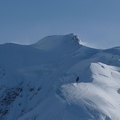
[0,33,120,120]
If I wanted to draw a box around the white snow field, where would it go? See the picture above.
[0,33,120,120]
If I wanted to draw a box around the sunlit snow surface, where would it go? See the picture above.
[0,34,120,120]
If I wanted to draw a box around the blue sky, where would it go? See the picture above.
[0,0,120,48]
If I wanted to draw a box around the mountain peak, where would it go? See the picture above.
[33,33,81,50]
[66,33,80,42]
[66,33,77,38]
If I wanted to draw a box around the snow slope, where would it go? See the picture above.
[0,33,120,120]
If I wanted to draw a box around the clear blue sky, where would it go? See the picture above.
[0,0,120,48]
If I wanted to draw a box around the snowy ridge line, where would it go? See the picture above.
[0,34,120,120]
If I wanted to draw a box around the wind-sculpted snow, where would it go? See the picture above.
[58,63,120,120]
[0,34,120,120]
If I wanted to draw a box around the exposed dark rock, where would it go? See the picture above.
[0,87,23,119]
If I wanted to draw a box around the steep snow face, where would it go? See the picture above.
[58,63,120,120]
[17,62,120,120]
[0,34,120,120]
